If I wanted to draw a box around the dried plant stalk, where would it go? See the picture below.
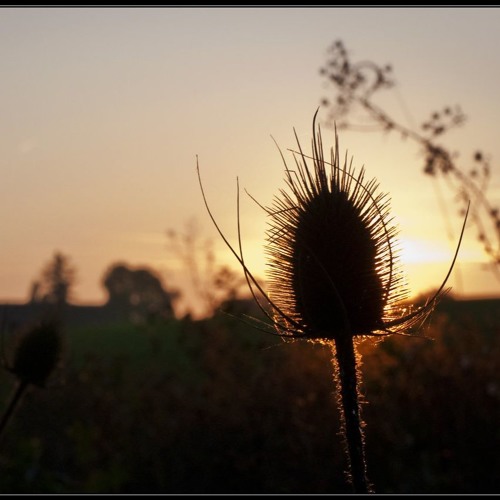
[197,110,467,493]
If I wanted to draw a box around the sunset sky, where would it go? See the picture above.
[1,7,500,317]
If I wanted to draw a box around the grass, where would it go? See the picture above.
[0,298,499,493]
[68,319,196,376]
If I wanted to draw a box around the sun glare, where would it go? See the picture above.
[399,237,453,264]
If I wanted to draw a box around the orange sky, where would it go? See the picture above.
[1,7,500,317]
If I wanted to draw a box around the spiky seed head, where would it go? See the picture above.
[265,120,406,341]
[10,320,62,387]
[197,111,465,341]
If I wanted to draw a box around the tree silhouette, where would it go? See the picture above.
[33,251,77,308]
[102,262,177,322]
[319,39,499,280]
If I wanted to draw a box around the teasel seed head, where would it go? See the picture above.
[263,113,467,341]
[8,319,62,388]
[197,110,467,495]
[265,125,401,340]
[197,109,467,342]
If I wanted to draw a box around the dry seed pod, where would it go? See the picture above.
[198,110,467,493]
[198,112,466,341]
[10,320,62,388]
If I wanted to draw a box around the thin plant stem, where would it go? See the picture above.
[333,336,371,493]
[0,380,29,441]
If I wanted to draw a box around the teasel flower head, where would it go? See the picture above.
[198,110,467,493]
[0,317,63,441]
[198,109,467,343]
[265,119,434,342]
[6,319,62,388]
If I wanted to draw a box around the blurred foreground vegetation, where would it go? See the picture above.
[0,297,499,494]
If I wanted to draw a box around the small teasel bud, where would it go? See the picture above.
[9,319,62,388]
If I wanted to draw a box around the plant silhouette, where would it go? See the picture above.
[197,110,467,493]
[0,318,62,441]
[319,39,499,279]
[166,220,249,318]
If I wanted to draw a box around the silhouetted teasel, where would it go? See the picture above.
[0,319,62,439]
[197,110,468,493]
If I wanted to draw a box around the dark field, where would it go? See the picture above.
[0,297,499,494]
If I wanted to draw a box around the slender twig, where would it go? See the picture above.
[320,39,500,274]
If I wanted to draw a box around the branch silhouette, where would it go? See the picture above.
[319,39,500,280]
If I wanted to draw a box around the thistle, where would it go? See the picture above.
[197,110,467,493]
